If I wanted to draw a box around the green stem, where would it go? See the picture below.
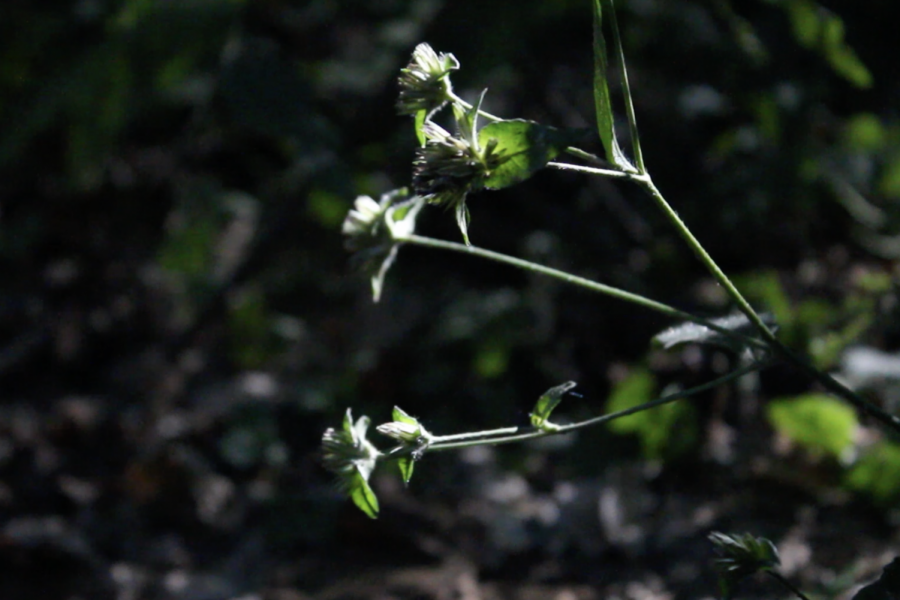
[767,571,812,600]
[427,359,766,451]
[397,234,768,350]
[636,176,900,434]
[547,161,633,179]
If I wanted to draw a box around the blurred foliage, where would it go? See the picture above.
[1,0,900,597]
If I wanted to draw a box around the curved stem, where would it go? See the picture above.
[398,234,767,350]
[427,359,766,451]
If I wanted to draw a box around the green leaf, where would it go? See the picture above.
[397,456,415,485]
[607,369,697,459]
[530,381,577,430]
[455,202,471,246]
[845,442,900,505]
[653,313,777,353]
[349,467,380,519]
[477,120,581,190]
[592,0,631,170]
[392,406,419,426]
[766,393,858,458]
[414,109,427,147]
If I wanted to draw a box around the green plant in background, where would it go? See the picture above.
[324,0,900,520]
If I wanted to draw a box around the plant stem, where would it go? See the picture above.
[636,176,900,434]
[547,161,634,178]
[398,233,767,350]
[767,571,812,600]
[427,359,766,451]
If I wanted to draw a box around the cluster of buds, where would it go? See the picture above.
[321,406,431,518]
[396,43,459,118]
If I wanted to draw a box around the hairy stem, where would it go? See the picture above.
[637,175,900,434]
[398,233,767,350]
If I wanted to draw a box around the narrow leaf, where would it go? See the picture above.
[531,381,577,428]
[397,456,415,485]
[414,109,427,147]
[455,202,471,246]
[592,0,630,169]
[349,468,380,519]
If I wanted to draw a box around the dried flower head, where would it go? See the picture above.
[411,94,504,245]
[397,43,460,117]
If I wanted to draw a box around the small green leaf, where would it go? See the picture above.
[414,109,427,147]
[455,202,471,246]
[607,369,696,460]
[477,120,582,190]
[349,468,380,519]
[397,456,415,485]
[530,381,577,429]
[592,0,631,170]
[392,406,418,426]
[845,442,900,505]
[766,393,858,458]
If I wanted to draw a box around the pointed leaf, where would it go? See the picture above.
[397,456,415,485]
[414,109,427,147]
[531,381,577,429]
[455,202,471,246]
[349,467,380,519]
[592,0,631,169]
[392,406,419,426]
[477,120,584,190]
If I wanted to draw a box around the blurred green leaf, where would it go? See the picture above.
[766,393,858,458]
[607,369,696,460]
[784,0,872,88]
[844,114,886,152]
[845,442,900,505]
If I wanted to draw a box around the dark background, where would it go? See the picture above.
[2,1,900,599]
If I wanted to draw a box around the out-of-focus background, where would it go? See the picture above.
[2,1,900,599]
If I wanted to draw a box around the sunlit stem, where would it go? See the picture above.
[426,359,766,451]
[396,233,768,351]
[635,174,900,434]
